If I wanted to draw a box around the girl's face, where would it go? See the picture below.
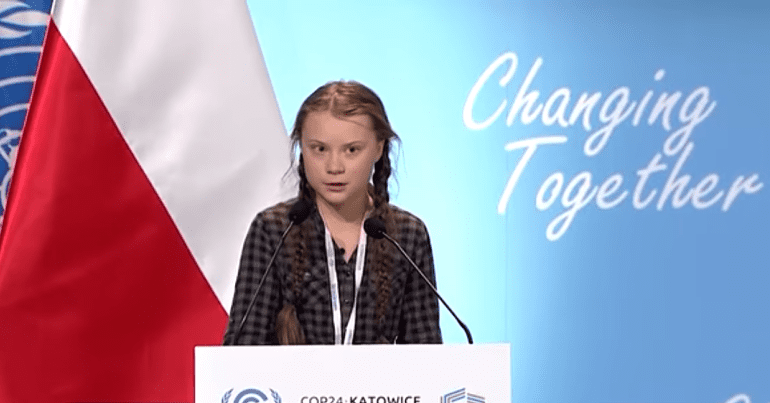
[301,111,384,211]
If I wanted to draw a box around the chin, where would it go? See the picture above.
[317,191,349,207]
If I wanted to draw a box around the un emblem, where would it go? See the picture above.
[0,0,51,224]
[221,387,282,403]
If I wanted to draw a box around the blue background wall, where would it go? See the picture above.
[248,2,769,402]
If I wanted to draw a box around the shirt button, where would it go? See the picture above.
[343,298,351,305]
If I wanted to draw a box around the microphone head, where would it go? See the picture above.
[363,217,387,239]
[288,199,313,224]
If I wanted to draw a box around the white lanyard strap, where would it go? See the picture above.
[322,220,367,345]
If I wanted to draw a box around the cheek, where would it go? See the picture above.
[354,154,379,179]
[368,149,383,171]
[355,152,375,170]
[302,157,322,182]
[336,158,366,184]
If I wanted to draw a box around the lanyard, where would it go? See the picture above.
[321,217,367,345]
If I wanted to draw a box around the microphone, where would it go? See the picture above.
[287,198,313,224]
[226,199,313,345]
[364,218,474,344]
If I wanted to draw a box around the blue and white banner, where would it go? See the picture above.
[248,2,769,402]
[0,0,50,225]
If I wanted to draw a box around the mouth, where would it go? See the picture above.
[324,182,347,191]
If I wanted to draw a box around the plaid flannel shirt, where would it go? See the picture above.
[223,200,442,345]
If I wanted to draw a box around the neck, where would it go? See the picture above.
[316,191,371,225]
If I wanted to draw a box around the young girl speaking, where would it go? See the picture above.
[224,81,441,345]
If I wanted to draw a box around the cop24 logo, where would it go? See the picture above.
[222,387,282,403]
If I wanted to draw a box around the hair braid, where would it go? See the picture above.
[370,145,396,324]
[297,155,315,201]
[276,202,309,345]
[371,142,391,207]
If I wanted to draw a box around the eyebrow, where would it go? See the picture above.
[304,139,366,147]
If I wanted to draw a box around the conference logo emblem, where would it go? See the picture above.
[441,388,484,403]
[221,387,282,403]
[0,0,50,225]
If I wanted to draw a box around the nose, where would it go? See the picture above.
[325,151,344,174]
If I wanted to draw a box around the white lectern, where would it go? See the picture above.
[196,344,510,403]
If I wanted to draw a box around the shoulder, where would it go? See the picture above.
[383,204,435,267]
[258,198,295,220]
[387,203,425,225]
[385,203,430,240]
[251,198,300,232]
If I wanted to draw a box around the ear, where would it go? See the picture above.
[375,139,385,162]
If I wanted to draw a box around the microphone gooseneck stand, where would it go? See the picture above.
[364,218,474,344]
[226,199,312,345]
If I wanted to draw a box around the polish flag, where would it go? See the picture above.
[0,1,290,402]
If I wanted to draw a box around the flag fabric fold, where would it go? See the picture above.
[0,1,290,402]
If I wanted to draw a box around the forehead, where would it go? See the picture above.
[302,111,376,143]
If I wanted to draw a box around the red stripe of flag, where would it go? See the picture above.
[0,21,226,403]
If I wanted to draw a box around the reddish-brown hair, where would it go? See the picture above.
[289,80,399,208]
[277,81,400,344]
